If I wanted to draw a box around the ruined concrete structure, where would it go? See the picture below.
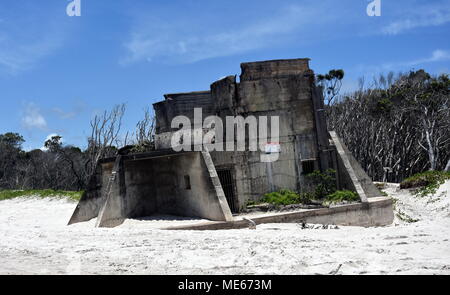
[69,58,390,228]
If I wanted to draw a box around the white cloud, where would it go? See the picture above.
[52,107,77,119]
[354,49,450,78]
[52,105,85,120]
[405,49,450,66]
[382,49,450,70]
[120,1,450,66]
[120,4,334,65]
[22,103,47,130]
[382,3,450,35]
[0,36,62,74]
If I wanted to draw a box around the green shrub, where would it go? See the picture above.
[400,171,450,189]
[298,192,315,205]
[245,200,257,206]
[400,171,450,197]
[0,189,83,202]
[261,189,314,206]
[325,190,359,203]
[261,189,299,205]
[306,169,337,199]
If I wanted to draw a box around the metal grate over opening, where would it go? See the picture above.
[217,169,237,213]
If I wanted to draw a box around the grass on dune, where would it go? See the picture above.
[400,171,450,198]
[0,189,83,202]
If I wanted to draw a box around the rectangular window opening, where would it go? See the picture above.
[184,175,191,190]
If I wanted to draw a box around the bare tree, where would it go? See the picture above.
[416,92,450,171]
[0,103,160,192]
[400,71,450,171]
[445,159,450,172]
[133,107,155,152]
[85,104,126,179]
[327,70,450,182]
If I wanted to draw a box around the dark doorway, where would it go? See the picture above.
[217,169,237,213]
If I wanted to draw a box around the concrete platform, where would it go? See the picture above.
[163,197,394,230]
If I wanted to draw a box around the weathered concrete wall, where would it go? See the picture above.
[154,91,214,134]
[210,75,237,114]
[210,139,307,208]
[210,59,320,208]
[312,86,333,171]
[240,59,311,81]
[153,59,327,211]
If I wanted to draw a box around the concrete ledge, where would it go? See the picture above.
[164,197,394,230]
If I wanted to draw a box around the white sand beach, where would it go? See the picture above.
[0,182,449,275]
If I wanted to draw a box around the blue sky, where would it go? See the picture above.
[0,0,449,150]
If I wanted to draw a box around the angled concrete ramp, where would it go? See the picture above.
[68,155,125,226]
[95,155,126,227]
[329,131,382,202]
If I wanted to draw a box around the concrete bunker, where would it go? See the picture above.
[69,58,393,228]
[69,150,233,227]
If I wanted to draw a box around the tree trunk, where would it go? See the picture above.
[445,158,450,172]
[424,125,436,171]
